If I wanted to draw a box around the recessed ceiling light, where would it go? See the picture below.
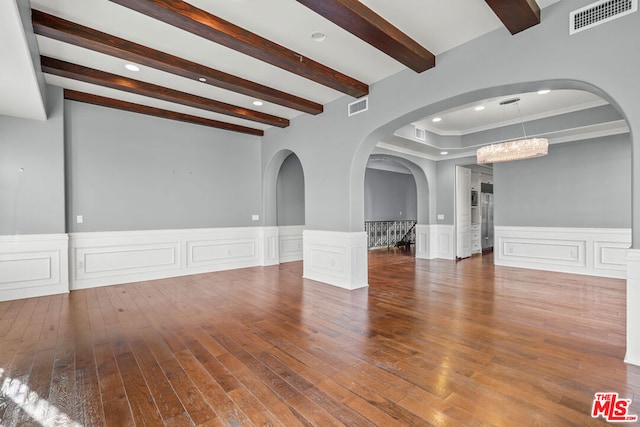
[537,89,551,95]
[432,117,442,123]
[124,63,140,72]
[474,105,485,111]
[311,32,326,42]
[440,151,448,155]
[253,100,264,106]
[198,77,207,82]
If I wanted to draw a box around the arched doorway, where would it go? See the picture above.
[259,3,640,360]
[347,82,633,361]
[364,154,432,256]
[349,81,632,265]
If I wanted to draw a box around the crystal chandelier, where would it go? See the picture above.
[477,137,548,164]
[476,97,548,164]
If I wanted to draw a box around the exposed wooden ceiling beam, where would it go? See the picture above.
[484,0,541,35]
[41,56,289,128]
[32,10,322,115]
[64,89,263,136]
[295,0,435,73]
[107,0,369,98]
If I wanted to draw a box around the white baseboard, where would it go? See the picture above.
[69,227,275,290]
[625,250,640,366]
[494,226,631,279]
[0,234,69,301]
[279,225,304,263]
[303,230,368,290]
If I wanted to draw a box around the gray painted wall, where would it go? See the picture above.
[261,0,640,239]
[494,134,631,228]
[277,153,305,226]
[2,0,638,244]
[369,149,437,224]
[364,168,416,221]
[0,85,65,235]
[66,100,262,232]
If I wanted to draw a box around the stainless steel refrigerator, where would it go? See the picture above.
[481,192,494,251]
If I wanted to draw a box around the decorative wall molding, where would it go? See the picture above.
[415,224,431,259]
[414,224,455,260]
[0,234,69,302]
[303,230,368,290]
[434,225,455,260]
[260,226,280,266]
[279,225,304,263]
[494,226,631,279]
[625,249,640,366]
[69,227,275,290]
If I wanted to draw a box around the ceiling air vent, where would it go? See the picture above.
[415,126,426,141]
[570,0,637,35]
[348,97,368,117]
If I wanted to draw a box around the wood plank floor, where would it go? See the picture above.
[1,249,639,426]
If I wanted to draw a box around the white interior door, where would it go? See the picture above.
[456,166,471,259]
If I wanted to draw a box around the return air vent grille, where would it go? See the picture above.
[348,97,368,116]
[415,127,426,141]
[570,0,637,34]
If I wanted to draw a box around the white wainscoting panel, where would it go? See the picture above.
[495,227,631,278]
[0,234,69,301]
[279,225,303,263]
[415,224,431,259]
[626,249,640,366]
[434,225,455,260]
[303,230,368,290]
[188,240,255,266]
[260,227,280,266]
[70,227,273,290]
[415,224,454,260]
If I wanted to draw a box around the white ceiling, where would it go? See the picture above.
[3,0,564,126]
[26,0,515,123]
[8,0,624,162]
[379,84,630,162]
[412,90,608,136]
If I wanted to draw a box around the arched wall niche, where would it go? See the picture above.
[263,149,303,227]
[276,153,305,226]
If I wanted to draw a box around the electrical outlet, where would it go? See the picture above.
[76,215,84,224]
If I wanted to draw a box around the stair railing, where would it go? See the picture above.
[364,220,417,249]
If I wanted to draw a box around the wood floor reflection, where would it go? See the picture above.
[0,248,639,426]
